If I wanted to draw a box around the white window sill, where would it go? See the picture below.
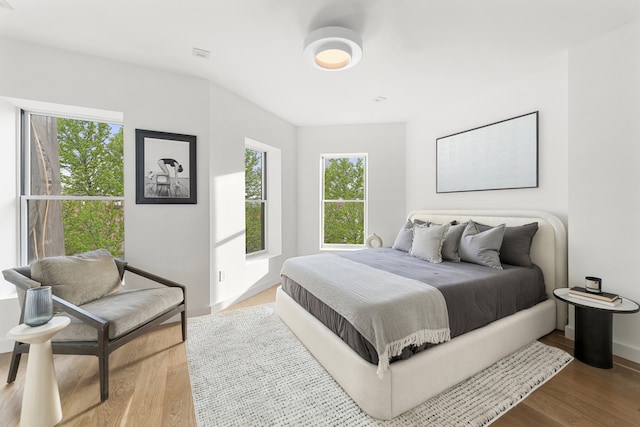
[320,245,366,252]
[245,251,281,263]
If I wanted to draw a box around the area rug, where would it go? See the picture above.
[186,303,572,427]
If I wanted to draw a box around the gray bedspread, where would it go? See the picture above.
[281,248,547,366]
[281,253,450,377]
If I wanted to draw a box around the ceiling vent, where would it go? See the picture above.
[192,47,211,60]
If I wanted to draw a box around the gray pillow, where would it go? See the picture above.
[409,223,449,263]
[30,249,122,306]
[475,222,539,267]
[392,221,414,252]
[436,222,467,262]
[458,221,505,269]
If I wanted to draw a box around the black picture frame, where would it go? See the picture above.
[135,129,197,204]
[436,111,539,193]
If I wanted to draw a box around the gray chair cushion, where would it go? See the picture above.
[53,287,184,341]
[30,249,122,306]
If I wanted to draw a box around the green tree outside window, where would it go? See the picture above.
[245,148,266,254]
[322,156,366,245]
[25,114,124,262]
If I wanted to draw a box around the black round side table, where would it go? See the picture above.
[554,288,639,368]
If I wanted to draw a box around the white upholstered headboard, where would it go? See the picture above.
[407,210,567,330]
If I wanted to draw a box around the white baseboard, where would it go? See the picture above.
[564,324,575,340]
[187,306,212,318]
[562,324,640,364]
[0,337,14,354]
[211,280,278,313]
[614,341,640,364]
[183,279,278,317]
[0,298,20,354]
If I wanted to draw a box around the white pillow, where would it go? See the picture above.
[458,221,505,269]
[409,223,449,263]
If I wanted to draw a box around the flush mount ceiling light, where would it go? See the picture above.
[303,26,363,71]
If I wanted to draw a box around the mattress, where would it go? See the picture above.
[281,247,546,365]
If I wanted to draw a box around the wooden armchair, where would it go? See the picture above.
[3,249,186,402]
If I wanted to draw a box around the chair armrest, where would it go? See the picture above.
[2,268,40,292]
[3,268,108,328]
[53,295,108,328]
[123,265,186,292]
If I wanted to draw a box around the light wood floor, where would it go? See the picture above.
[1,285,638,426]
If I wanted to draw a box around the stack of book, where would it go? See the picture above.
[569,287,622,307]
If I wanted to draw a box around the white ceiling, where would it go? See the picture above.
[1,0,639,126]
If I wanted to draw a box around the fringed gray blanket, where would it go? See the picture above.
[281,254,450,377]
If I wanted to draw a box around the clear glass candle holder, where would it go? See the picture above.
[24,286,54,327]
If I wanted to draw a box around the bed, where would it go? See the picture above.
[276,210,567,420]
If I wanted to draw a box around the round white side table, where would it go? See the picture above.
[7,316,70,427]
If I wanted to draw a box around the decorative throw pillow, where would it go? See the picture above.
[458,221,505,269]
[409,223,449,263]
[392,220,414,252]
[475,222,539,267]
[433,222,467,262]
[30,249,122,306]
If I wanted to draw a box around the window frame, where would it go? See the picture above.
[19,109,124,265]
[320,153,368,251]
[244,145,267,256]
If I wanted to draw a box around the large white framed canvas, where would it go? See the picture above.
[436,112,538,193]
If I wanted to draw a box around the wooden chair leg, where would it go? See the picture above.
[98,354,108,401]
[98,326,109,402]
[6,343,23,383]
[181,311,187,341]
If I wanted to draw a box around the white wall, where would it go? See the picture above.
[297,124,406,255]
[405,54,569,224]
[405,26,640,364]
[209,83,297,310]
[0,37,212,348]
[0,98,21,352]
[568,21,640,362]
[0,98,19,294]
[0,38,299,336]
[0,38,211,324]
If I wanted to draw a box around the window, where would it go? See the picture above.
[321,154,367,249]
[21,112,124,264]
[244,138,282,259]
[245,147,266,254]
